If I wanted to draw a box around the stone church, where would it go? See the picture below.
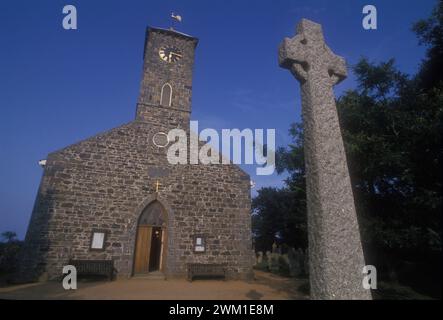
[18,26,253,281]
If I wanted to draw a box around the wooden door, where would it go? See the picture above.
[134,226,152,274]
[160,227,167,272]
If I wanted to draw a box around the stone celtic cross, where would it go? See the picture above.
[279,19,371,300]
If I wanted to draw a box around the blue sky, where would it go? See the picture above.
[0,0,436,238]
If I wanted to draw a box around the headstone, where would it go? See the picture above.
[257,251,263,264]
[279,19,371,300]
[279,254,291,275]
[271,242,278,253]
[265,251,277,273]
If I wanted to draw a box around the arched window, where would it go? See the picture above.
[160,83,172,107]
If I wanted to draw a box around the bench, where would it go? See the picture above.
[68,259,114,281]
[187,263,226,281]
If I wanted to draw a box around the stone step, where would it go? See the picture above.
[132,272,166,280]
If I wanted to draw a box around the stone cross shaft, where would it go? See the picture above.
[279,19,371,300]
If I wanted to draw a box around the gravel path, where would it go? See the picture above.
[0,271,309,300]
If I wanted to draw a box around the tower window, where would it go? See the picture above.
[160,83,172,107]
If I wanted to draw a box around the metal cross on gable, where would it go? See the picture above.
[155,180,162,193]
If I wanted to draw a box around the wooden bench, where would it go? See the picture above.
[68,259,114,281]
[187,263,226,281]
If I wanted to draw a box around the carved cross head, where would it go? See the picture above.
[279,19,347,85]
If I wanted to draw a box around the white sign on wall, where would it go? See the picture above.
[91,232,105,250]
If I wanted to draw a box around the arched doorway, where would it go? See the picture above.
[133,201,167,274]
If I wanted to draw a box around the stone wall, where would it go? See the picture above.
[18,120,253,281]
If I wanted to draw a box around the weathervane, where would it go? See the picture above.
[170,12,182,30]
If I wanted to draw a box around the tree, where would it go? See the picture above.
[252,186,307,252]
[0,231,22,276]
[1,231,17,243]
[252,122,308,252]
[412,0,443,90]
[337,59,442,253]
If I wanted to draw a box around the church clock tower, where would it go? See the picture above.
[136,27,198,130]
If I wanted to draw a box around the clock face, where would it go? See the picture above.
[159,46,182,63]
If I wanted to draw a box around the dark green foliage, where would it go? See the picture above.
[252,186,307,252]
[412,0,443,89]
[252,121,308,253]
[1,231,17,243]
[0,231,23,275]
[338,61,442,253]
[254,257,269,272]
[277,255,290,277]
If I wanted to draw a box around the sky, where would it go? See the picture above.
[0,0,437,239]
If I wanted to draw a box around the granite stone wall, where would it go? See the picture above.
[19,121,253,281]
